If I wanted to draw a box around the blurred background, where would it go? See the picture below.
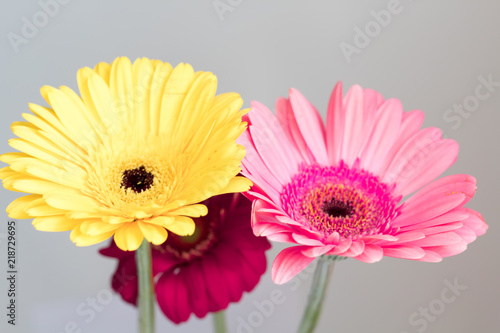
[1,1,499,332]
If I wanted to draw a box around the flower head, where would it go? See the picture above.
[0,57,251,251]
[100,193,271,323]
[240,82,487,284]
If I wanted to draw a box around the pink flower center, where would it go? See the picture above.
[281,163,400,239]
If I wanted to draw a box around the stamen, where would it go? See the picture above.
[281,163,399,239]
[121,166,154,193]
[322,199,353,218]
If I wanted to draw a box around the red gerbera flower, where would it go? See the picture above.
[100,193,271,324]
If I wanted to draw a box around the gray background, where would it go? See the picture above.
[1,1,499,332]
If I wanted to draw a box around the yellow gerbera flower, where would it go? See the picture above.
[0,57,252,251]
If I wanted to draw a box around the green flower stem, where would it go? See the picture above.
[136,239,155,333]
[213,310,227,333]
[297,255,343,333]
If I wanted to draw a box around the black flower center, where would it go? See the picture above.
[121,166,154,193]
[322,199,353,218]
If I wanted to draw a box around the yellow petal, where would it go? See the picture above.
[173,72,217,142]
[144,215,175,227]
[0,152,29,164]
[149,62,173,135]
[10,157,84,189]
[44,189,102,211]
[0,166,16,180]
[93,62,111,84]
[71,227,114,247]
[25,198,65,216]
[102,215,134,224]
[12,178,69,194]
[110,57,135,126]
[80,220,122,236]
[6,194,41,219]
[165,216,195,236]
[23,108,86,163]
[47,88,97,150]
[138,221,168,245]
[134,211,152,219]
[168,204,208,218]
[219,176,253,194]
[33,215,80,232]
[87,72,122,135]
[132,58,155,136]
[158,63,195,135]
[113,222,144,251]
[9,138,67,168]
[77,67,107,133]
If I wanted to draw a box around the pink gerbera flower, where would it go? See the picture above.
[240,82,487,285]
[100,193,271,323]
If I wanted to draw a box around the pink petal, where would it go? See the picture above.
[239,131,283,197]
[292,233,325,246]
[301,245,335,258]
[393,175,477,227]
[412,222,464,236]
[358,88,385,149]
[249,126,295,186]
[386,126,460,197]
[362,234,398,244]
[202,252,231,309]
[326,81,344,165]
[182,265,210,318]
[289,88,329,165]
[267,232,296,243]
[453,227,477,243]
[400,110,425,140]
[325,231,340,244]
[382,246,425,259]
[111,259,138,305]
[423,240,468,258]
[418,250,443,262]
[383,127,441,186]
[276,97,314,164]
[461,208,488,236]
[327,238,353,255]
[231,246,267,290]
[402,195,466,227]
[383,231,425,245]
[405,231,463,247]
[377,109,425,176]
[354,244,384,263]
[245,189,281,209]
[218,261,245,303]
[248,101,302,183]
[403,174,476,209]
[339,240,365,257]
[398,208,470,230]
[359,99,402,176]
[156,272,191,324]
[272,246,315,284]
[340,85,365,166]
